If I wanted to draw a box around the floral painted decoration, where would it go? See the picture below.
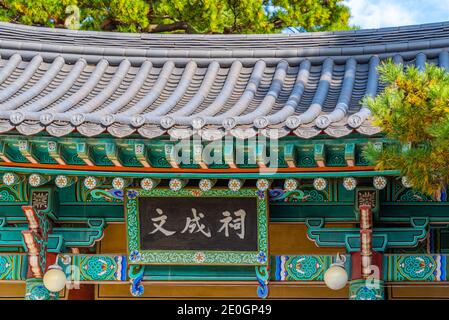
[194,252,205,263]
[28,174,42,187]
[2,173,16,186]
[313,178,327,191]
[256,179,270,191]
[129,250,141,263]
[373,176,387,190]
[140,178,154,191]
[257,251,267,264]
[83,176,97,190]
[401,176,413,188]
[127,190,138,199]
[283,178,298,191]
[169,178,183,191]
[228,179,242,192]
[199,179,212,192]
[55,175,68,188]
[343,177,357,191]
[112,177,125,190]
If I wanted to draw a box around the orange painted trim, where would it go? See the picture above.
[0,161,375,173]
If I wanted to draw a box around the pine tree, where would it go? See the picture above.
[0,0,354,33]
[363,60,449,195]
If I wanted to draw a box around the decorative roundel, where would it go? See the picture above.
[373,176,387,190]
[140,178,155,191]
[55,175,68,188]
[343,177,357,191]
[112,177,125,190]
[2,173,16,186]
[284,178,298,191]
[401,176,413,188]
[199,179,213,192]
[28,174,42,187]
[256,179,271,191]
[313,177,327,191]
[228,179,242,192]
[169,178,184,191]
[83,176,97,190]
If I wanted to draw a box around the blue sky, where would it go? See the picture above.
[345,0,449,29]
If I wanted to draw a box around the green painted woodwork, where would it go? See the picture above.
[0,254,28,280]
[57,254,127,282]
[125,188,269,266]
[143,265,257,281]
[0,134,393,170]
[0,165,401,179]
[349,279,384,300]
[384,255,448,281]
[0,218,105,252]
[25,278,58,300]
[271,255,351,281]
[306,217,428,252]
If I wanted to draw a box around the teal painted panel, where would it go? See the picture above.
[384,255,448,281]
[271,255,351,281]
[143,265,256,281]
[0,254,27,280]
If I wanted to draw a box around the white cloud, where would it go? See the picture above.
[344,0,449,29]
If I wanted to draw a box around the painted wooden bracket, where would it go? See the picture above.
[76,143,94,166]
[48,219,106,253]
[224,144,236,168]
[164,144,179,168]
[313,143,325,167]
[129,265,145,297]
[0,218,105,253]
[134,143,151,168]
[105,143,122,167]
[344,143,355,167]
[21,205,51,278]
[18,140,38,164]
[305,217,429,252]
[283,144,296,168]
[47,141,66,165]
[0,141,10,163]
[193,144,208,169]
[255,265,269,299]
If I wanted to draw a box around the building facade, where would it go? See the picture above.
[0,21,447,299]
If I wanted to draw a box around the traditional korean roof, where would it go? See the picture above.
[0,21,447,140]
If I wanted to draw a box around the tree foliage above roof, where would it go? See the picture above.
[364,60,449,195]
[0,0,354,33]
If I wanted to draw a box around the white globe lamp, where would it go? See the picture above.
[324,253,348,290]
[43,264,67,293]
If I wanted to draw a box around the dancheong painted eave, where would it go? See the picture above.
[0,21,447,140]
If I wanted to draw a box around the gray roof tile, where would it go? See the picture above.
[0,21,446,139]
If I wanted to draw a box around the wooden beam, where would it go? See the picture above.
[134,143,151,168]
[313,143,325,167]
[284,144,296,168]
[105,143,122,167]
[164,144,179,168]
[344,143,355,167]
[76,143,94,166]
[18,140,38,164]
[47,141,66,165]
[0,141,10,163]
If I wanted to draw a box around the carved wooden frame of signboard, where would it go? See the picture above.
[125,188,269,266]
